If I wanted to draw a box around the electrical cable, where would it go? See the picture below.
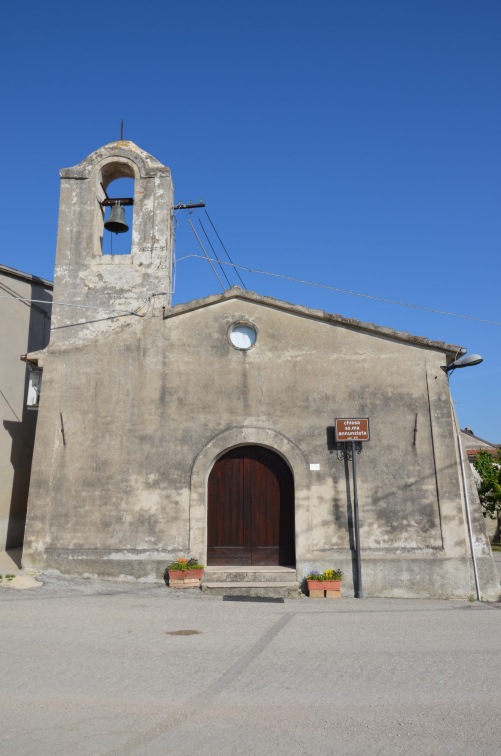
[204,209,247,289]
[175,254,501,327]
[196,216,233,289]
[0,281,51,318]
[0,294,144,317]
[3,257,499,326]
[186,218,226,291]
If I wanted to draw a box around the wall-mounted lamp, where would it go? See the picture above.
[26,364,42,409]
[443,353,483,374]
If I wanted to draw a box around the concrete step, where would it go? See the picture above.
[203,566,297,584]
[202,581,301,599]
[202,567,301,598]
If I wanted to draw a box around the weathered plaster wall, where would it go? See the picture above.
[51,141,173,346]
[0,268,52,549]
[23,293,499,598]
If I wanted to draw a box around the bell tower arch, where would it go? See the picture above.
[51,140,173,343]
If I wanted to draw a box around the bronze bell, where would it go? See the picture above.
[104,202,129,234]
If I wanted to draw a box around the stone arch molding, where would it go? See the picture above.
[60,140,171,180]
[188,426,311,561]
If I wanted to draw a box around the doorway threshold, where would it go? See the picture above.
[202,565,300,598]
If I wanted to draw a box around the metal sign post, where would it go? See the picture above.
[335,418,370,599]
[350,438,363,598]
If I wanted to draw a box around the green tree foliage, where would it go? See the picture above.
[473,450,501,519]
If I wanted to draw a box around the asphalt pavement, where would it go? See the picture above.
[1,572,501,755]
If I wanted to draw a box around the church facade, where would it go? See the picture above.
[22,141,499,599]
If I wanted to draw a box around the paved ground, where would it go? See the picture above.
[1,571,501,756]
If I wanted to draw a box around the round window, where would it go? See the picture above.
[229,323,257,350]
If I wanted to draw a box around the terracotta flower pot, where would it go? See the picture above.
[168,568,204,589]
[307,579,325,598]
[168,570,186,580]
[323,580,341,591]
[169,569,204,580]
[307,579,325,591]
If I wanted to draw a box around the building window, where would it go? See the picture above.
[229,323,257,350]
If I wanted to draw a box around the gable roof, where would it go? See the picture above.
[461,428,500,459]
[167,287,464,358]
[0,263,53,289]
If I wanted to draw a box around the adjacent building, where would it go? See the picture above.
[0,264,52,551]
[461,427,500,544]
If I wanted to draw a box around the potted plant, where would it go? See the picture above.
[306,571,325,592]
[306,568,343,598]
[166,557,204,589]
[322,568,343,591]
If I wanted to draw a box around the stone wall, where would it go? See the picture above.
[24,290,499,599]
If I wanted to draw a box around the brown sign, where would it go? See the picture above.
[335,418,370,442]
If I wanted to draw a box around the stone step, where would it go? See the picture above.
[203,566,297,584]
[202,581,301,599]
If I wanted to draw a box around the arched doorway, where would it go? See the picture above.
[207,445,295,566]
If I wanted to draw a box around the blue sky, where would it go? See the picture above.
[2,1,500,440]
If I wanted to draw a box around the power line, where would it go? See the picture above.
[3,259,499,327]
[204,209,247,289]
[176,254,501,327]
[196,216,233,288]
[0,281,51,318]
[186,217,226,291]
[0,295,145,316]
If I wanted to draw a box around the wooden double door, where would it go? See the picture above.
[207,445,295,566]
